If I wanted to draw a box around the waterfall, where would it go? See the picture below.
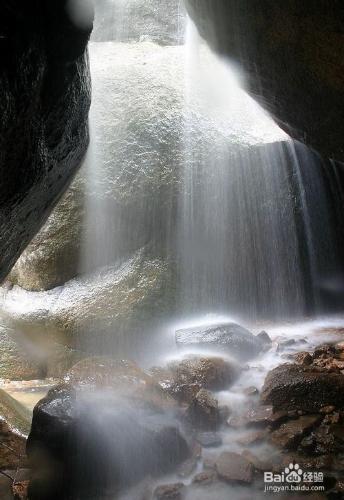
[80,0,344,348]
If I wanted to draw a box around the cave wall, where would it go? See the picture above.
[0,0,93,281]
[185,0,344,162]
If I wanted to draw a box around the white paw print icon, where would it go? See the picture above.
[285,463,303,483]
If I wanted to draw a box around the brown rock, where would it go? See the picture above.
[269,415,322,450]
[245,405,288,428]
[241,450,274,472]
[0,419,27,469]
[152,356,240,403]
[320,405,336,414]
[294,352,313,366]
[261,363,344,412]
[216,452,253,484]
[154,483,184,500]
[236,429,267,446]
[12,480,29,500]
[243,386,259,397]
[186,389,219,430]
[192,470,217,485]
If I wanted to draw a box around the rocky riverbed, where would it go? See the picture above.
[1,318,344,499]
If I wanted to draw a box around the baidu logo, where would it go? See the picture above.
[264,462,325,494]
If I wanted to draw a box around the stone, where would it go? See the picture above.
[0,389,32,436]
[236,429,267,446]
[216,452,253,484]
[261,363,344,412]
[257,331,272,347]
[245,405,288,428]
[154,483,185,500]
[0,418,27,470]
[185,0,344,162]
[186,389,219,430]
[320,405,336,414]
[12,480,29,500]
[175,323,263,360]
[243,386,259,397]
[0,325,45,380]
[192,471,217,486]
[241,450,274,472]
[269,415,322,450]
[294,352,313,366]
[196,432,222,448]
[0,0,92,281]
[65,357,176,413]
[92,0,186,45]
[152,356,240,403]
[27,385,190,499]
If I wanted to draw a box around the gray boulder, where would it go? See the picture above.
[175,323,264,360]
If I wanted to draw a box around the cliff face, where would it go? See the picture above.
[185,0,344,162]
[0,0,93,281]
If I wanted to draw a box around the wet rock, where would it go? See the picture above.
[320,406,336,415]
[236,429,267,446]
[261,363,344,412]
[216,452,253,484]
[192,470,217,486]
[0,389,31,437]
[152,356,240,403]
[186,389,220,430]
[245,405,288,428]
[257,331,272,347]
[294,351,313,366]
[243,386,259,397]
[27,385,189,499]
[175,323,263,360]
[185,0,344,163]
[0,0,92,282]
[0,418,27,470]
[269,415,322,450]
[0,325,45,381]
[196,432,222,448]
[9,177,85,291]
[66,357,176,413]
[154,483,185,500]
[12,480,29,500]
[93,0,186,45]
[241,450,274,472]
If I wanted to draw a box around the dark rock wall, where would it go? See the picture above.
[0,0,93,281]
[185,0,344,162]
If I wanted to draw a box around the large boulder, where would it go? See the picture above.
[27,381,189,498]
[175,323,264,360]
[151,355,240,403]
[261,363,344,412]
[1,249,175,356]
[185,0,344,162]
[0,0,92,281]
[8,40,284,291]
[92,0,186,44]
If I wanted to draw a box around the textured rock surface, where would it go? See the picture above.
[175,323,263,360]
[8,41,284,291]
[92,0,186,44]
[261,363,344,412]
[0,0,92,281]
[0,388,31,436]
[2,250,174,356]
[27,384,189,499]
[185,0,344,161]
[215,452,253,484]
[151,355,240,402]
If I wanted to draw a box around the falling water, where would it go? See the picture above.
[79,0,344,357]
